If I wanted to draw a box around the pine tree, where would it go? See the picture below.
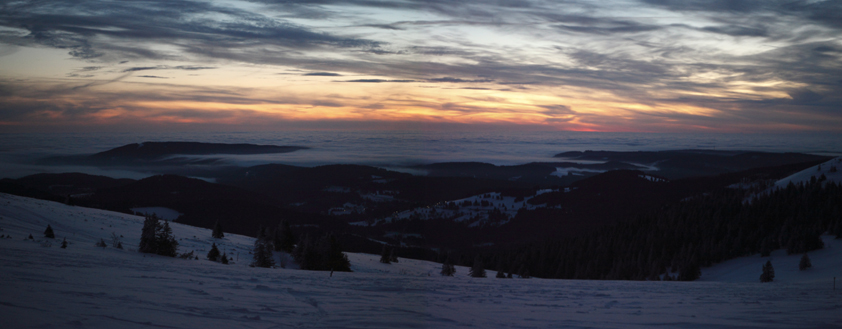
[760,260,775,282]
[155,220,178,257]
[212,220,224,239]
[272,220,296,252]
[221,253,229,264]
[517,264,530,279]
[207,242,221,261]
[322,234,351,272]
[469,256,486,278]
[96,238,107,248]
[251,228,274,268]
[380,245,391,264]
[441,257,455,276]
[799,254,812,270]
[60,238,67,249]
[390,247,399,263]
[44,225,55,239]
[139,215,160,253]
[678,261,701,281]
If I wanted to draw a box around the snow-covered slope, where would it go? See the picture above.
[700,235,842,283]
[1,193,840,328]
[774,157,842,188]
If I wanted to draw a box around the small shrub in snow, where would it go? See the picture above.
[221,253,229,264]
[96,239,107,248]
[110,232,122,248]
[207,243,221,262]
[44,225,55,239]
[60,238,67,249]
[760,260,775,282]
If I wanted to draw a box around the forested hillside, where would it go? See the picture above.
[467,178,841,280]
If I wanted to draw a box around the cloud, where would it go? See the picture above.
[123,66,216,73]
[0,0,840,132]
[539,105,575,115]
[304,72,342,76]
[123,67,159,72]
[428,77,494,83]
[343,79,416,83]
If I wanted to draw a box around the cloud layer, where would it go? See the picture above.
[0,0,840,132]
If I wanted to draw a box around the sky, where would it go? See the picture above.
[0,0,840,133]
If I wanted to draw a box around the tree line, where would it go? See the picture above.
[451,178,841,281]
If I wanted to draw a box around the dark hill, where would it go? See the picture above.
[11,173,135,196]
[37,141,307,167]
[90,175,265,206]
[93,141,307,160]
[554,150,830,179]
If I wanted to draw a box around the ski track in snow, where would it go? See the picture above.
[1,193,841,328]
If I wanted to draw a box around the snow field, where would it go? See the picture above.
[1,193,841,328]
[775,157,842,188]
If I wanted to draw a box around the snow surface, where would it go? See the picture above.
[774,157,842,188]
[1,193,841,328]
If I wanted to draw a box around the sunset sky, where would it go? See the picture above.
[0,0,840,133]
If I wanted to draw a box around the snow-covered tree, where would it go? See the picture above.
[212,220,224,239]
[799,254,812,270]
[207,242,221,262]
[760,260,775,282]
[43,225,55,239]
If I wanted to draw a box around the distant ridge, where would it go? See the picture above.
[36,141,308,167]
[92,141,307,159]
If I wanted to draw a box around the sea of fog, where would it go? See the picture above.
[0,131,839,179]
